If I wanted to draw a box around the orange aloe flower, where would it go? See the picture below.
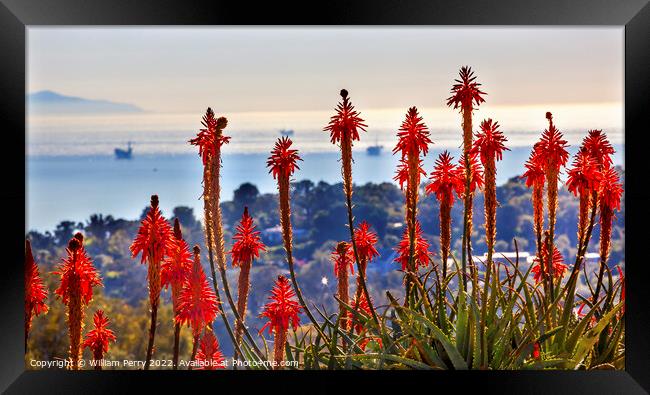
[393,107,432,296]
[471,118,509,267]
[230,206,266,348]
[597,166,623,274]
[176,246,219,342]
[531,239,567,283]
[161,218,192,369]
[260,275,302,369]
[54,234,102,369]
[566,150,601,242]
[581,129,615,170]
[194,329,226,370]
[82,310,116,370]
[25,239,48,352]
[426,151,464,278]
[394,221,431,272]
[130,195,172,368]
[353,221,379,275]
[522,146,546,262]
[189,108,230,272]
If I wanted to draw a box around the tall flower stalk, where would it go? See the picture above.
[324,89,379,324]
[592,165,623,307]
[566,150,600,250]
[471,118,509,292]
[392,107,432,301]
[332,241,354,330]
[82,310,116,370]
[266,137,325,333]
[260,275,302,370]
[447,66,486,285]
[523,146,546,280]
[536,113,569,295]
[176,245,219,367]
[25,239,48,353]
[54,233,102,370]
[230,207,266,352]
[129,195,172,369]
[351,221,379,314]
[425,151,464,280]
[190,109,248,359]
[161,218,192,369]
[394,221,431,273]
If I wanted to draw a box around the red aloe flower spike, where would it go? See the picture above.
[446,66,487,111]
[522,146,546,262]
[25,239,48,352]
[531,239,568,283]
[393,107,431,300]
[259,275,302,369]
[332,241,354,330]
[267,136,302,180]
[426,151,464,278]
[392,106,432,160]
[129,195,172,369]
[447,67,486,287]
[230,206,266,267]
[54,235,102,370]
[353,221,379,274]
[189,108,230,166]
[161,218,193,369]
[230,206,266,350]
[324,89,367,146]
[194,329,226,370]
[471,119,509,278]
[593,165,623,302]
[566,150,601,241]
[82,310,116,370]
[176,246,220,340]
[471,119,509,165]
[162,219,193,312]
[394,221,431,272]
[581,129,615,170]
[532,342,541,360]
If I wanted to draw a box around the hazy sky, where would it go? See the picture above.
[28,27,623,113]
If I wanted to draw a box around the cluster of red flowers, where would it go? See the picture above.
[260,276,302,335]
[189,108,230,165]
[393,107,432,160]
[531,239,568,283]
[176,246,220,338]
[82,310,117,362]
[130,195,173,267]
[426,151,464,206]
[25,240,48,342]
[267,136,302,180]
[324,89,367,146]
[230,207,266,266]
[394,221,431,271]
[471,119,509,165]
[353,221,379,266]
[446,66,487,110]
[161,219,193,308]
[54,234,102,306]
[332,242,354,278]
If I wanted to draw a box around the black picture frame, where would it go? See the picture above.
[1,0,649,393]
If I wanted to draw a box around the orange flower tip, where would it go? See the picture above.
[193,245,201,255]
[336,241,348,255]
[151,195,159,208]
[74,232,84,243]
[173,218,182,240]
[340,89,348,99]
[243,206,249,217]
[68,238,81,251]
[546,112,553,121]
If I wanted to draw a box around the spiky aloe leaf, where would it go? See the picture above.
[570,302,622,369]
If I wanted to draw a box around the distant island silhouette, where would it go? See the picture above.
[28,90,143,114]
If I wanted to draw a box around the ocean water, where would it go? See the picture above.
[26,145,623,232]
[26,104,624,231]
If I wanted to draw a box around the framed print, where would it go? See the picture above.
[1,0,649,393]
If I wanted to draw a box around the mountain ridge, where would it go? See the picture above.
[28,90,144,114]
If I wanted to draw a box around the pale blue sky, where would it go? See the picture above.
[27,27,623,113]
